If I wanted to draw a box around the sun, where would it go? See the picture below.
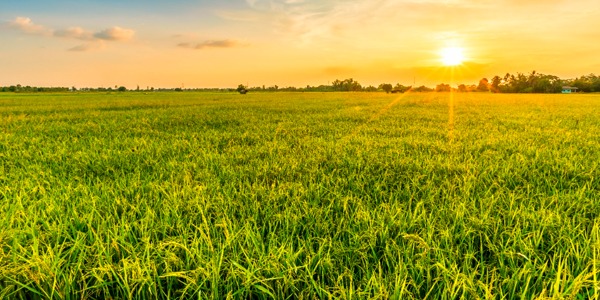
[440,47,465,66]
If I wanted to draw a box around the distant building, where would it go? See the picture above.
[562,86,579,93]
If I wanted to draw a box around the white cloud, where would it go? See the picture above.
[4,17,136,51]
[6,17,52,36]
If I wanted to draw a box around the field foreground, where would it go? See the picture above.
[0,92,599,299]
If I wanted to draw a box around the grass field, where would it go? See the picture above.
[0,91,599,299]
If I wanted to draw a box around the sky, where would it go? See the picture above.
[1,0,600,89]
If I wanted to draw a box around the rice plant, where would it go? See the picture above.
[0,91,598,299]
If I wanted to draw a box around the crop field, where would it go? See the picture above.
[0,91,599,299]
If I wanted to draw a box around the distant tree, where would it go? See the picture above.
[379,83,393,93]
[457,84,467,92]
[515,73,529,92]
[413,85,433,92]
[332,78,362,91]
[436,83,451,92]
[117,86,127,92]
[477,78,489,92]
[490,76,501,93]
[392,83,411,93]
[364,85,377,92]
[571,73,600,92]
[591,74,600,92]
[237,84,248,94]
[492,71,564,93]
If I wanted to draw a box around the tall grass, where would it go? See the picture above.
[0,91,598,299]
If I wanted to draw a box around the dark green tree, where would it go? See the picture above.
[332,78,362,91]
[392,83,411,93]
[379,83,393,93]
[237,84,248,94]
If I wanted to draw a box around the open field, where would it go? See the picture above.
[0,91,599,299]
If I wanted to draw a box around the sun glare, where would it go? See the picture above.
[440,47,465,66]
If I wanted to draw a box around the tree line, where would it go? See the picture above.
[0,84,71,93]
[469,71,600,93]
[241,71,599,94]
[241,79,431,93]
[2,72,600,94]
[0,85,233,93]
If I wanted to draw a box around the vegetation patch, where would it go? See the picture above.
[0,92,599,299]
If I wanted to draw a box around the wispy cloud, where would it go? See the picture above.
[232,0,593,65]
[94,27,135,41]
[54,27,94,40]
[178,39,244,50]
[4,17,135,51]
[237,0,402,45]
[68,41,106,52]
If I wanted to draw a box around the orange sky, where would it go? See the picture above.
[1,0,600,88]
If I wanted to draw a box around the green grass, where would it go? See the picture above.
[0,91,599,299]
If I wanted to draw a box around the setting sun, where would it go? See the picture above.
[440,47,465,66]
